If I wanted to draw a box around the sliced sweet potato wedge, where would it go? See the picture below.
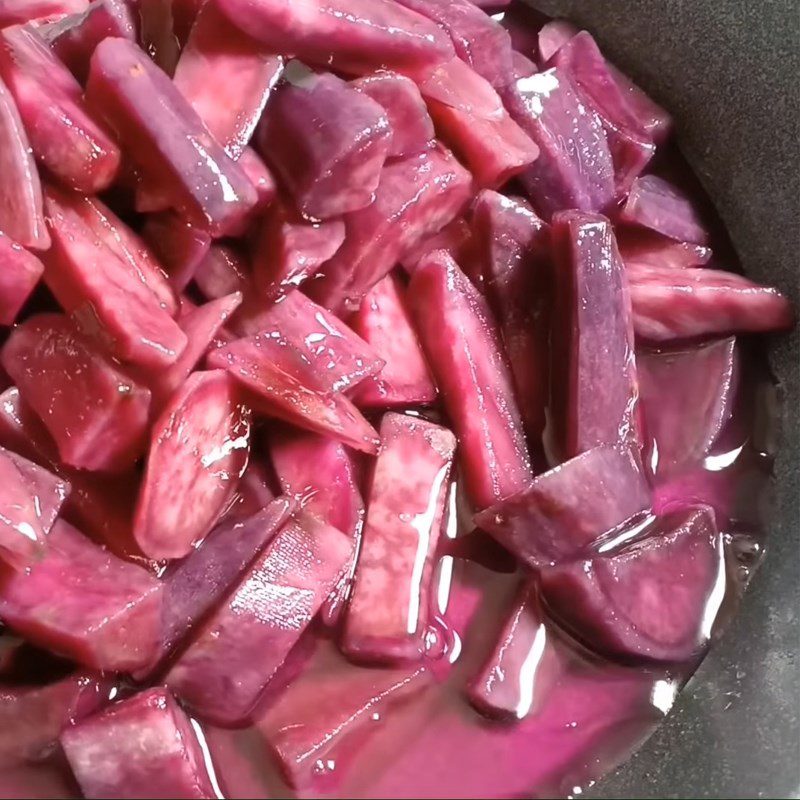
[0,231,44,325]
[617,228,712,271]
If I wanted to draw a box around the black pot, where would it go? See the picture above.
[529,2,799,797]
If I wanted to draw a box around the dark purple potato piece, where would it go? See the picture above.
[61,688,215,800]
[141,212,212,292]
[628,262,795,341]
[0,519,162,671]
[408,251,532,510]
[541,505,725,663]
[2,315,152,472]
[0,445,69,569]
[0,231,44,325]
[551,211,640,458]
[135,496,294,679]
[503,67,615,219]
[639,337,738,477]
[166,512,354,725]
[352,71,434,157]
[349,272,438,409]
[475,443,651,570]
[257,67,391,219]
[134,370,250,560]
[86,37,257,236]
[192,243,247,301]
[307,144,472,312]
[617,228,712,271]
[399,217,474,273]
[0,25,119,193]
[0,75,48,249]
[0,0,87,25]
[471,190,550,441]
[344,413,455,663]
[215,0,453,75]
[619,175,710,245]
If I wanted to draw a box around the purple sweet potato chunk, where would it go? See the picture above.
[257,67,391,219]
[166,512,354,725]
[344,413,455,663]
[0,75,47,249]
[617,228,712,271]
[0,444,69,569]
[537,18,577,62]
[2,315,152,472]
[224,457,276,521]
[551,211,640,458]
[61,687,215,800]
[307,144,472,312]
[0,519,162,670]
[173,2,283,158]
[141,212,212,292]
[0,231,44,325]
[639,338,738,477]
[399,216,474,273]
[540,505,725,663]
[86,37,257,236]
[475,443,651,569]
[0,25,119,193]
[215,0,454,75]
[504,67,615,219]
[408,251,533,510]
[627,262,795,341]
[353,71,433,157]
[192,243,247,301]
[237,145,276,207]
[0,0,87,25]
[620,175,710,245]
[134,370,250,560]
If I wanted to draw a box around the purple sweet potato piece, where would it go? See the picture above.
[2,315,152,472]
[307,144,472,312]
[237,145,276,207]
[224,457,276,521]
[0,445,69,569]
[617,228,712,271]
[537,18,577,62]
[215,0,454,75]
[141,212,212,292]
[620,175,710,245]
[349,273,437,408]
[540,505,725,663]
[173,2,283,158]
[0,231,44,325]
[627,262,795,341]
[0,519,161,670]
[0,25,119,192]
[639,338,738,477]
[61,688,215,800]
[399,216,474,273]
[134,370,250,560]
[192,243,247,301]
[475,443,651,569]
[86,37,257,236]
[166,512,354,725]
[408,251,532,510]
[551,211,640,458]
[0,75,47,249]
[353,71,433,157]
[257,67,391,219]
[344,413,455,663]
[0,0,87,25]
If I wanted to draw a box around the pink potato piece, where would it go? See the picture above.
[619,175,710,245]
[166,512,354,725]
[0,0,87,25]
[344,413,455,663]
[639,337,738,477]
[474,443,651,570]
[617,228,712,271]
[0,444,69,569]
[551,211,640,458]
[307,144,473,312]
[61,687,215,800]
[0,25,119,192]
[141,212,212,292]
[134,370,251,560]
[540,505,725,663]
[252,203,345,300]
[0,75,48,249]
[86,37,257,236]
[257,67,391,219]
[173,1,283,158]
[1,315,152,472]
[627,262,795,341]
[353,71,434,157]
[192,243,248,301]
[0,231,44,325]
[214,0,454,75]
[349,272,438,408]
[538,16,578,59]
[0,519,162,671]
[408,251,533,511]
